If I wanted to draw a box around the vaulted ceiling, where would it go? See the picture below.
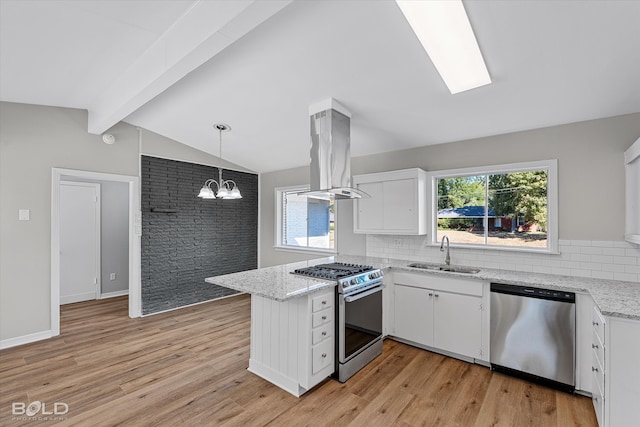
[2,0,639,173]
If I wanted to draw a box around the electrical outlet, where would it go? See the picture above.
[109,273,116,281]
[19,209,30,221]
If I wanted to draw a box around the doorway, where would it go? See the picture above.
[60,181,101,304]
[51,168,141,337]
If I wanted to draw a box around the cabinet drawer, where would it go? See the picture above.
[312,323,333,345]
[312,308,333,328]
[591,333,604,369]
[312,293,333,313]
[592,376,605,427]
[592,306,605,344]
[312,338,333,375]
[591,348,605,397]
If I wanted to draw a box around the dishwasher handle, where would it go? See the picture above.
[490,282,575,303]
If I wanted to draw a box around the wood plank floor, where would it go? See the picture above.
[0,295,597,426]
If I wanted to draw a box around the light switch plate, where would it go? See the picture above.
[19,209,30,221]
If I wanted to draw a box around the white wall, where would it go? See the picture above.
[259,113,640,269]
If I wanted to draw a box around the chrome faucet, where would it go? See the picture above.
[440,235,451,266]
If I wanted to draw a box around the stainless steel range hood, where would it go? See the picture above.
[299,98,368,200]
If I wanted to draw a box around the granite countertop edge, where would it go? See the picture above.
[205,254,640,321]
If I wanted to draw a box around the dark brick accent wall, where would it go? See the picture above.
[141,155,258,315]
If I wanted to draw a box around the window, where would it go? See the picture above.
[432,160,558,252]
[275,186,335,252]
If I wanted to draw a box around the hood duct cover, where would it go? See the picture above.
[300,99,368,200]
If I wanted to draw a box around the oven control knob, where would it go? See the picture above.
[351,278,358,285]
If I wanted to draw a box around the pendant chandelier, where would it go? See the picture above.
[197,123,242,200]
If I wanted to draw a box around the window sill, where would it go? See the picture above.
[273,245,336,256]
[427,241,560,255]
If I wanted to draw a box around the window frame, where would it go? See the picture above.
[274,185,337,255]
[429,160,558,254]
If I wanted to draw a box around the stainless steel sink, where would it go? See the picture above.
[407,262,480,274]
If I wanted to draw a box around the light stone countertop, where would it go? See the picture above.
[205,254,640,321]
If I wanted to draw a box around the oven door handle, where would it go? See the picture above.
[344,285,385,303]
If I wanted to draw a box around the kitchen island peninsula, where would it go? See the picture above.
[205,255,386,396]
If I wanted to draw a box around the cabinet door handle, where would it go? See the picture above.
[434,294,439,298]
[592,343,599,349]
[593,321,599,326]
[428,292,433,297]
[321,300,327,305]
[321,353,327,358]
[322,331,327,336]
[592,366,599,372]
[322,315,327,320]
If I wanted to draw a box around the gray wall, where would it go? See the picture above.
[0,102,139,341]
[0,101,253,342]
[259,113,640,267]
[100,181,130,294]
[61,177,130,294]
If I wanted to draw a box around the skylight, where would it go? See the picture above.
[396,0,491,94]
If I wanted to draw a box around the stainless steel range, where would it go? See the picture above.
[292,262,384,382]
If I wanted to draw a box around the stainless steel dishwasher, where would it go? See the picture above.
[490,282,575,393]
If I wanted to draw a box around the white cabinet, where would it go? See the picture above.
[434,290,483,358]
[248,289,334,397]
[591,306,606,427]
[625,136,640,244]
[589,304,640,427]
[391,272,486,361]
[575,293,595,394]
[353,168,428,235]
[394,283,433,345]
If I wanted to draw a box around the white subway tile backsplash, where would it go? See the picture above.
[580,247,603,255]
[366,236,639,283]
[614,256,638,265]
[591,240,615,248]
[614,272,637,281]
[591,255,614,264]
[592,271,615,280]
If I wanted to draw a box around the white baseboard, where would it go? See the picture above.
[100,289,129,299]
[0,330,53,350]
[60,291,96,305]
[141,292,245,317]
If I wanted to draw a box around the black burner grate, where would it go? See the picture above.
[292,262,374,280]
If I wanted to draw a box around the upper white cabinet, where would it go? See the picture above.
[625,136,640,244]
[353,168,428,235]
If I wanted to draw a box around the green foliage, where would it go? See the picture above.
[489,171,548,230]
[437,176,485,210]
[438,171,548,232]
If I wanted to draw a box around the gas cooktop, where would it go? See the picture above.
[292,262,383,294]
[292,262,374,280]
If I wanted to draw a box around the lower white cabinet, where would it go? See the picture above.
[575,293,595,394]
[248,289,335,397]
[593,309,640,427]
[394,284,433,345]
[391,272,486,361]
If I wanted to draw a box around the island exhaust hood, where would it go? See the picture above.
[299,98,368,200]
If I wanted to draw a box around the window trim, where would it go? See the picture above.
[429,159,558,254]
[274,185,337,254]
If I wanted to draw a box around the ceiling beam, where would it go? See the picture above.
[87,0,293,135]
